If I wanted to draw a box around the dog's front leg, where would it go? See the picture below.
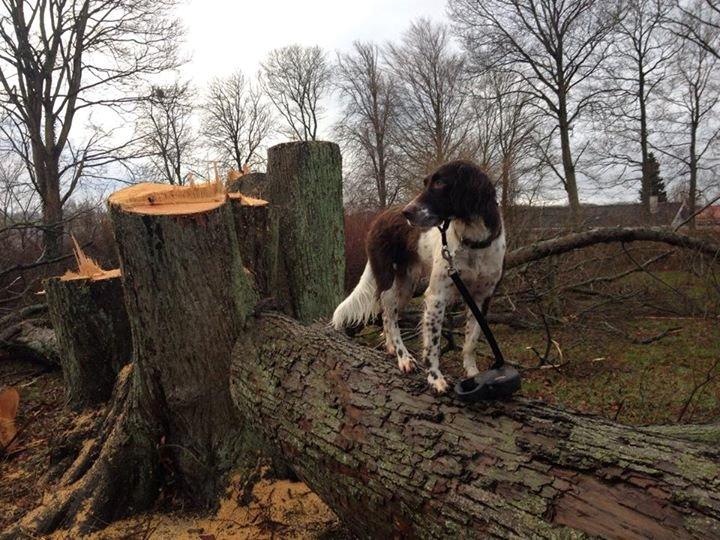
[462,295,492,377]
[422,277,450,393]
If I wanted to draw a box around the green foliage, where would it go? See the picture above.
[641,152,667,203]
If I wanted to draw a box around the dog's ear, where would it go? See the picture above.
[453,163,499,227]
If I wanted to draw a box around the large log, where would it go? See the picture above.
[45,272,131,408]
[265,141,345,322]
[230,313,720,539]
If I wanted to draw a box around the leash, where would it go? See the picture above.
[439,220,505,370]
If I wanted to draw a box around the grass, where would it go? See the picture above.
[493,317,720,425]
[359,312,720,426]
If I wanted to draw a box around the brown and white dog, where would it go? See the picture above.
[332,160,505,393]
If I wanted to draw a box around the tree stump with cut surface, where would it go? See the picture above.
[45,271,131,408]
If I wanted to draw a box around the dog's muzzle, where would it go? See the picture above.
[402,202,441,227]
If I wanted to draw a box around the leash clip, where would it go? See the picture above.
[441,244,456,274]
[439,220,457,275]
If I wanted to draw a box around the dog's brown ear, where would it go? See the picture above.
[452,162,499,224]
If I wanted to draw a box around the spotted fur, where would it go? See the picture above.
[332,160,506,393]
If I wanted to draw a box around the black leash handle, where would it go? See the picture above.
[439,221,505,370]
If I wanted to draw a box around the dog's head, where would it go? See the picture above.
[402,160,498,228]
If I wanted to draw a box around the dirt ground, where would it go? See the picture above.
[0,356,346,539]
[85,474,346,540]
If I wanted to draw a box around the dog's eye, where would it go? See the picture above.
[432,177,446,189]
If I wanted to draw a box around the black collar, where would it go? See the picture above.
[440,218,497,250]
[460,236,494,250]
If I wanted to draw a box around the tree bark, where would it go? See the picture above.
[0,317,60,367]
[230,313,720,539]
[227,171,267,199]
[7,185,259,537]
[265,141,345,322]
[228,194,279,298]
[44,273,132,409]
[558,97,582,227]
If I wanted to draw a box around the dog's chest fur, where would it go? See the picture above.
[416,219,506,298]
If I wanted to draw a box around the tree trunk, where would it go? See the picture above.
[45,272,132,409]
[265,141,345,322]
[639,65,651,220]
[689,120,699,230]
[230,313,720,539]
[558,99,581,227]
[40,168,64,261]
[228,194,279,298]
[7,183,259,537]
[228,171,268,199]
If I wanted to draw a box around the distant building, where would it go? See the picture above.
[696,205,720,229]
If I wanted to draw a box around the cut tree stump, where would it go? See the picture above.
[266,141,345,322]
[7,180,259,537]
[45,271,131,408]
[230,313,720,540]
[227,171,267,199]
[228,193,278,298]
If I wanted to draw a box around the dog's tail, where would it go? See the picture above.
[331,262,380,330]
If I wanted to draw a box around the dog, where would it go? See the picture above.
[332,160,506,393]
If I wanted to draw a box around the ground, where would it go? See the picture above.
[1,293,718,537]
[0,356,347,539]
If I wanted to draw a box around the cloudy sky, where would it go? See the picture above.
[177,0,449,85]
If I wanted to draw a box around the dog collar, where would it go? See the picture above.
[460,236,494,250]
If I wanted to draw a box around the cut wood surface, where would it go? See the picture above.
[230,313,720,539]
[107,180,226,215]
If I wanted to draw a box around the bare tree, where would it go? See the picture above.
[671,0,720,57]
[657,1,720,228]
[595,0,677,216]
[335,41,400,208]
[135,81,196,186]
[471,72,541,211]
[260,45,331,141]
[450,0,620,225]
[387,19,471,181]
[202,72,272,172]
[0,0,182,259]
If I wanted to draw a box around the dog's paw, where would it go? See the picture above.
[397,354,416,373]
[464,366,480,378]
[427,370,449,393]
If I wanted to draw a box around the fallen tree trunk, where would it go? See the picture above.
[45,271,132,408]
[505,226,720,269]
[0,319,59,366]
[230,313,720,539]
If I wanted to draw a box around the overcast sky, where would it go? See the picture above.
[177,0,449,83]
